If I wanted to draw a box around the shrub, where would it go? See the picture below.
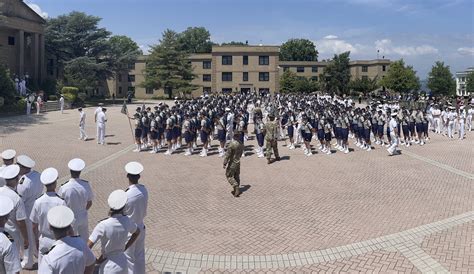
[41,78,58,96]
[61,86,79,103]
[0,65,16,105]
[49,95,58,101]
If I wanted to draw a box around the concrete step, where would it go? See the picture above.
[42,101,72,112]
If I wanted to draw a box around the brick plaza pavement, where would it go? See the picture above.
[1,102,472,273]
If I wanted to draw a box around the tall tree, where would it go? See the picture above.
[279,70,298,93]
[380,59,420,93]
[107,35,142,73]
[465,71,474,95]
[221,41,247,46]
[280,39,318,61]
[427,61,455,95]
[322,52,351,95]
[143,29,196,99]
[0,65,16,106]
[177,27,213,53]
[349,76,380,95]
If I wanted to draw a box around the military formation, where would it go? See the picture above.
[0,149,148,273]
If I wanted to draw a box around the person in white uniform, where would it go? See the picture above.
[38,206,95,274]
[123,162,148,274]
[0,149,16,188]
[96,107,107,145]
[94,103,104,141]
[458,106,466,140]
[36,95,42,115]
[30,167,66,268]
[88,190,141,274]
[16,155,42,269]
[78,107,88,141]
[59,95,65,114]
[58,158,93,241]
[447,106,457,138]
[467,105,473,131]
[387,112,400,156]
[0,195,21,274]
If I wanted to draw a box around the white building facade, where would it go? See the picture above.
[455,67,474,96]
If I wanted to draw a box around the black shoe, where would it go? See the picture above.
[233,186,241,197]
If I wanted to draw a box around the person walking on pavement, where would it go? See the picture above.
[97,107,107,145]
[264,112,280,164]
[78,107,88,141]
[59,95,65,114]
[223,132,244,197]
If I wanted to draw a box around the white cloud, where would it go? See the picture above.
[26,2,48,19]
[139,44,151,54]
[375,39,438,56]
[457,47,474,56]
[317,35,358,55]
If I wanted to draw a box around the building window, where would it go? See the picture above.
[203,61,211,69]
[127,63,135,70]
[146,88,153,94]
[222,88,232,93]
[297,67,304,73]
[312,66,318,72]
[382,65,386,72]
[243,72,249,82]
[243,55,248,65]
[222,55,232,65]
[128,75,135,82]
[362,66,368,72]
[362,76,369,81]
[259,56,269,65]
[259,72,270,81]
[203,87,211,93]
[118,86,122,94]
[311,76,318,82]
[8,36,15,45]
[117,74,122,82]
[203,74,211,82]
[222,72,232,81]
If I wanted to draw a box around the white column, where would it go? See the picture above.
[18,30,25,76]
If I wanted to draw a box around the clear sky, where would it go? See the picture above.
[25,0,474,78]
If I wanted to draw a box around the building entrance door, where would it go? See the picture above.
[240,88,251,95]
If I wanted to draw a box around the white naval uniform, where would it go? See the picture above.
[123,184,148,274]
[0,228,21,274]
[79,111,87,140]
[97,111,107,145]
[467,108,473,131]
[458,111,466,139]
[17,170,43,267]
[38,236,95,274]
[59,97,64,114]
[447,112,457,138]
[58,178,94,241]
[29,192,66,266]
[94,107,102,140]
[387,118,399,154]
[89,214,138,274]
[0,186,27,253]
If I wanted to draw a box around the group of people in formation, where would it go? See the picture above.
[127,93,471,158]
[0,149,148,274]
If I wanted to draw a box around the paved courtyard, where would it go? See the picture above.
[1,103,473,274]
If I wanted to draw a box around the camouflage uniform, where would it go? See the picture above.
[264,119,280,160]
[223,139,244,188]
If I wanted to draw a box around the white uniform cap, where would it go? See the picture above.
[125,161,144,175]
[108,189,128,210]
[1,149,16,160]
[68,158,85,172]
[0,196,14,217]
[1,164,20,180]
[47,205,74,228]
[460,106,465,109]
[391,112,398,117]
[17,155,35,168]
[40,168,59,185]
[225,107,230,111]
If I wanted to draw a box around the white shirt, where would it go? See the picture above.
[0,186,27,233]
[124,184,148,227]
[0,228,21,274]
[94,107,102,122]
[30,192,66,240]
[59,97,64,105]
[97,111,107,125]
[89,215,137,257]
[79,111,86,127]
[17,170,43,215]
[58,178,92,221]
[389,118,398,132]
[39,236,95,274]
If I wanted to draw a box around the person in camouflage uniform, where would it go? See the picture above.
[223,132,244,197]
[264,112,280,164]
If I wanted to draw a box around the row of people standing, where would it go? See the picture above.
[0,149,148,273]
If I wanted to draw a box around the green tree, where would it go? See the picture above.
[349,76,380,95]
[380,59,420,93]
[465,71,474,94]
[64,57,109,94]
[280,70,298,93]
[107,35,142,73]
[280,39,318,61]
[221,41,247,46]
[427,61,455,95]
[143,29,196,99]
[177,27,213,53]
[322,51,351,95]
[0,65,16,106]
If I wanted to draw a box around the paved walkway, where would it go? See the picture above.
[1,104,472,274]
